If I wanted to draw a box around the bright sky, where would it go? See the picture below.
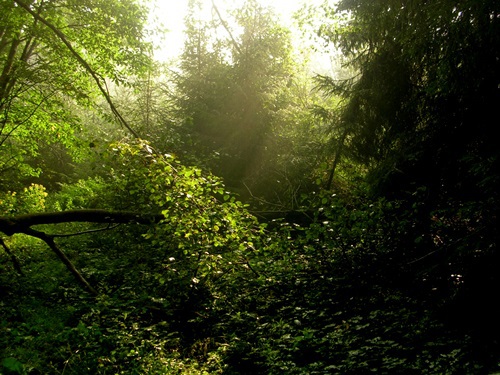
[147,0,327,63]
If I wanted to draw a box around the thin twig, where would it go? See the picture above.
[211,0,242,55]
[51,223,121,238]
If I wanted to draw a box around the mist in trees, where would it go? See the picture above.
[166,0,336,206]
[1,0,499,373]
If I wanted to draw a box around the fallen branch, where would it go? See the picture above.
[51,223,121,238]
[25,227,99,295]
[0,209,164,236]
[0,209,165,295]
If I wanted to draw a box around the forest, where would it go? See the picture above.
[0,0,499,373]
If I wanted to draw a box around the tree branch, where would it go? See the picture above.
[0,209,164,236]
[0,237,24,276]
[24,227,99,295]
[211,0,242,55]
[51,223,121,238]
[0,209,165,295]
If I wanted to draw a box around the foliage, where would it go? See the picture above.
[2,143,499,373]
[1,140,262,373]
[0,184,48,215]
[165,191,491,374]
[312,0,499,201]
[3,179,497,373]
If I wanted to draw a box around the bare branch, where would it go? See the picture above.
[211,0,242,55]
[51,223,121,238]
[23,227,98,295]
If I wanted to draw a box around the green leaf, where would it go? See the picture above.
[1,358,24,374]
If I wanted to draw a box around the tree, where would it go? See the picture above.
[313,0,500,339]
[221,0,297,185]
[0,0,152,188]
[171,0,330,207]
[314,0,499,202]
[172,1,291,181]
[170,0,234,167]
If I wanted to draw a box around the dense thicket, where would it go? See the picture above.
[1,0,499,373]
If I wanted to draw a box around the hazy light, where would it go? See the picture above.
[146,0,327,64]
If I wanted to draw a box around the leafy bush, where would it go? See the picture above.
[46,177,109,211]
[0,184,48,215]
